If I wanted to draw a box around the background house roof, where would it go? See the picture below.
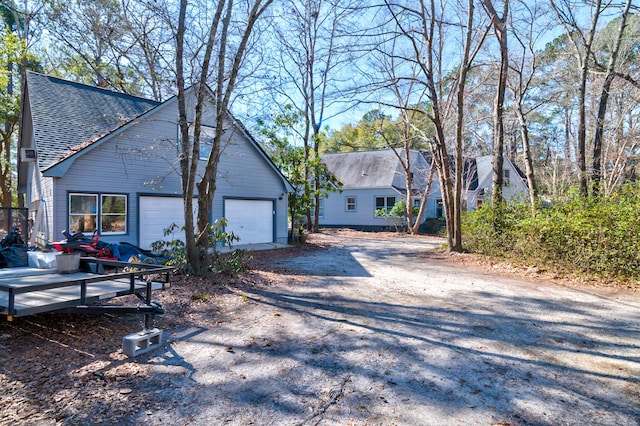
[474,155,493,190]
[26,71,160,170]
[420,151,480,191]
[321,150,402,189]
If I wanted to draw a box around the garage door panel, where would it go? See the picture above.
[139,197,196,249]
[224,199,273,245]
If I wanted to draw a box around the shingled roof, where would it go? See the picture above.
[26,71,160,170]
[321,150,401,189]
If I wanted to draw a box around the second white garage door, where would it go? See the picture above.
[224,199,274,245]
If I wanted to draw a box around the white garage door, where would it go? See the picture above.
[139,196,196,249]
[224,199,274,245]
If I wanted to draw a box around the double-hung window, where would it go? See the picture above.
[318,198,324,218]
[69,193,127,235]
[503,169,510,186]
[436,198,444,218]
[375,196,395,216]
[346,196,357,212]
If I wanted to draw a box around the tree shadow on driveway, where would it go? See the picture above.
[205,282,640,425]
[271,247,372,277]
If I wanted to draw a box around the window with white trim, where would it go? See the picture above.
[346,196,357,212]
[311,198,325,218]
[101,194,127,233]
[503,169,510,186]
[436,198,444,218]
[69,193,127,235]
[375,196,395,216]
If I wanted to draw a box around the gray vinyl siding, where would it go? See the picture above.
[319,188,403,228]
[40,97,288,246]
[319,185,443,229]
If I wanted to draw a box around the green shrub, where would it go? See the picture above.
[214,249,253,276]
[191,291,212,302]
[462,184,640,280]
[150,219,241,275]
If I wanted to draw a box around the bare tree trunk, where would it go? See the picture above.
[514,104,537,208]
[452,0,479,250]
[411,156,436,234]
[550,0,602,197]
[481,0,509,209]
[2,59,13,207]
[175,0,272,274]
[175,0,198,269]
[419,0,456,250]
[591,0,631,195]
[382,0,484,251]
[273,0,358,234]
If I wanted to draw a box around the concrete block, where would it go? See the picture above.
[122,328,163,357]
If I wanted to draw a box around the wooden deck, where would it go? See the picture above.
[0,259,172,320]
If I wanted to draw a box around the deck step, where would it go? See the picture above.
[122,328,163,357]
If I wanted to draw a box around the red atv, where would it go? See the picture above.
[48,230,116,259]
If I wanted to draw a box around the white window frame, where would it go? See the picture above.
[503,169,510,186]
[346,196,357,212]
[375,196,396,217]
[69,193,127,235]
[69,193,98,234]
[100,194,128,235]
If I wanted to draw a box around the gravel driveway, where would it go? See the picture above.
[146,232,640,425]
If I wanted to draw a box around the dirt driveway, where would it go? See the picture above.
[149,231,640,425]
[2,230,640,425]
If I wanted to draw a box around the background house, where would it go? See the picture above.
[318,150,442,230]
[319,149,529,231]
[464,155,530,210]
[19,72,292,249]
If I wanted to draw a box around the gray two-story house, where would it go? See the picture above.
[18,72,292,249]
